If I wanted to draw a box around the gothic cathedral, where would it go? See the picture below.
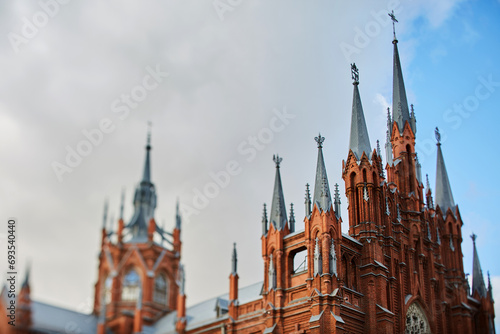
[0,19,496,334]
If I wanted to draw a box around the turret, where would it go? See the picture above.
[343,63,383,235]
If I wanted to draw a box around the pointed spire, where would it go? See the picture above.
[415,153,422,185]
[434,128,455,213]
[471,234,487,298]
[376,140,385,177]
[119,188,125,220]
[175,198,182,230]
[391,18,414,135]
[269,155,287,230]
[262,203,268,235]
[305,184,312,217]
[22,262,31,289]
[385,108,394,165]
[410,104,417,134]
[102,199,109,230]
[127,128,158,240]
[142,122,152,183]
[231,243,238,275]
[334,183,341,218]
[313,134,332,212]
[425,174,434,209]
[348,64,372,160]
[289,203,295,233]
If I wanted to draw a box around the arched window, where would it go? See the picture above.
[153,274,168,305]
[405,302,430,334]
[350,259,357,290]
[122,269,141,301]
[104,275,113,304]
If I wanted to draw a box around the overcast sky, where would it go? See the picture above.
[1,0,499,328]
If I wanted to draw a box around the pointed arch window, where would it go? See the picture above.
[122,269,141,301]
[153,274,169,305]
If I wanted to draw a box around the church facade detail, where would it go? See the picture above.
[0,20,495,334]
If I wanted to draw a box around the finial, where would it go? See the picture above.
[334,184,340,202]
[435,127,441,145]
[146,121,152,149]
[262,203,268,221]
[273,154,283,168]
[426,174,430,190]
[232,243,237,275]
[388,10,398,41]
[410,104,415,116]
[471,233,477,244]
[315,133,325,148]
[289,203,295,221]
[102,198,109,229]
[350,63,359,85]
[376,140,381,156]
[387,107,391,124]
[305,184,311,200]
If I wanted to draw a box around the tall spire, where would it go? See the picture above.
[175,198,182,230]
[22,261,31,289]
[102,199,109,230]
[126,128,158,241]
[471,234,487,298]
[289,203,295,233]
[119,188,125,220]
[390,13,414,135]
[334,183,341,218]
[385,108,394,165]
[348,63,372,160]
[305,184,312,217]
[269,155,287,231]
[142,122,152,183]
[313,134,332,212]
[434,128,455,213]
[262,203,268,235]
[231,243,237,275]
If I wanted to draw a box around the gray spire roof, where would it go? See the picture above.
[313,134,332,212]
[434,129,455,213]
[231,243,237,275]
[175,198,182,230]
[22,262,31,289]
[269,155,287,231]
[102,199,109,230]
[348,64,372,160]
[471,234,487,298]
[391,40,413,135]
[126,132,157,241]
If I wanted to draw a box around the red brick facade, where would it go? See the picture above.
[0,25,496,334]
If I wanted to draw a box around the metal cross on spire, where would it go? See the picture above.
[388,10,398,40]
[350,63,359,84]
[146,121,152,147]
[315,133,325,148]
[273,154,283,168]
[435,127,441,144]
